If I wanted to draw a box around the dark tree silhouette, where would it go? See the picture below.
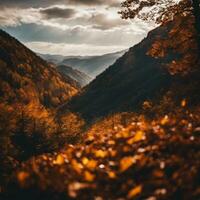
[119,0,200,49]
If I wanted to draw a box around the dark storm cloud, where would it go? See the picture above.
[70,0,110,5]
[0,0,51,8]
[0,0,120,8]
[40,7,76,19]
[0,0,78,8]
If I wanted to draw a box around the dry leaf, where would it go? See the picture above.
[87,160,98,170]
[120,155,142,172]
[53,154,65,165]
[181,99,187,107]
[94,150,107,158]
[82,158,98,170]
[127,131,145,145]
[84,171,95,182]
[72,159,83,174]
[127,185,142,199]
[120,157,134,172]
[82,157,89,165]
[108,171,117,179]
[161,115,169,125]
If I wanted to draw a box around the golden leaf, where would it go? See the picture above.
[72,159,83,174]
[84,171,95,182]
[108,171,117,179]
[120,157,135,172]
[161,115,169,125]
[53,154,65,165]
[120,155,142,172]
[108,140,116,145]
[127,131,145,145]
[82,157,89,165]
[82,158,98,170]
[181,99,187,107]
[127,185,142,199]
[86,160,98,170]
[94,150,107,158]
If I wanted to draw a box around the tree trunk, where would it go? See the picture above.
[192,0,200,51]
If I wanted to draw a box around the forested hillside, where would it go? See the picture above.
[65,14,199,122]
[0,30,83,179]
[0,30,79,108]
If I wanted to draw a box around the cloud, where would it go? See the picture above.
[0,6,74,28]
[3,21,149,47]
[0,0,121,8]
[0,7,41,27]
[89,13,129,30]
[0,1,154,55]
[0,5,129,30]
[70,0,121,7]
[40,7,76,19]
[0,1,68,8]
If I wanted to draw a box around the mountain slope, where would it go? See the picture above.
[57,65,92,87]
[60,50,126,78]
[65,27,172,120]
[0,29,79,108]
[65,15,198,122]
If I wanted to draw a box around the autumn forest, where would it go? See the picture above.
[0,0,200,199]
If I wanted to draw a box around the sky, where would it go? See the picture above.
[0,0,154,56]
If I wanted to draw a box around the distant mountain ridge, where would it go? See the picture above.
[37,53,66,64]
[39,50,127,78]
[60,50,127,78]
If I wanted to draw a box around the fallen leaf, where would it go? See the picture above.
[181,99,187,107]
[84,171,95,182]
[94,150,107,158]
[53,154,65,165]
[72,159,83,174]
[120,156,136,172]
[127,185,142,199]
[120,155,143,172]
[82,157,89,165]
[107,171,117,179]
[161,115,169,125]
[82,158,98,170]
[127,131,145,145]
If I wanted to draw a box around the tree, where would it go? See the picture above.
[119,0,200,50]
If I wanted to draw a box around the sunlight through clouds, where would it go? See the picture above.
[0,1,154,55]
